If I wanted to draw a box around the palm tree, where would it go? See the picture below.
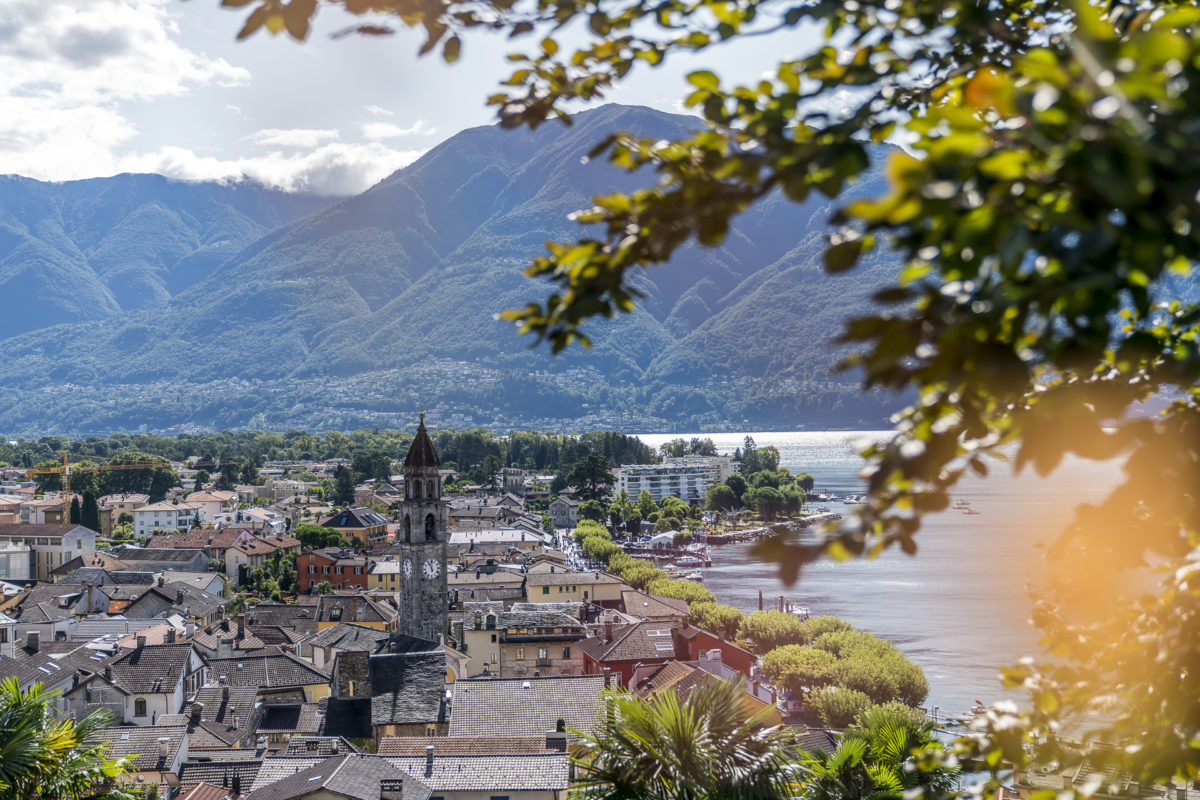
[572,677,802,800]
[800,704,958,800]
[802,737,900,800]
[0,677,132,799]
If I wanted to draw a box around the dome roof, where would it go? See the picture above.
[403,414,440,470]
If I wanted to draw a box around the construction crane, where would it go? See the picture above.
[24,455,239,520]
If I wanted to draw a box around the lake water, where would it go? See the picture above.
[635,431,1124,719]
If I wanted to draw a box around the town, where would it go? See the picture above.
[0,422,892,800]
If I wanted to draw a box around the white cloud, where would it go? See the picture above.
[118,141,426,196]
[0,0,248,181]
[361,119,437,140]
[248,128,341,149]
[365,104,393,117]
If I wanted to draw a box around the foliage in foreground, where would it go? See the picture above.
[223,0,1200,789]
[572,678,802,800]
[0,677,132,799]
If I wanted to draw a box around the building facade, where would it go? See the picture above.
[614,456,736,505]
[0,523,96,582]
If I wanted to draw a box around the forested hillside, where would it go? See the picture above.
[0,105,903,435]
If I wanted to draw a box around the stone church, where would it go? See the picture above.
[395,414,449,643]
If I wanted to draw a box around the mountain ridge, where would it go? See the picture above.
[0,104,903,435]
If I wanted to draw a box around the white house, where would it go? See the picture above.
[64,641,205,726]
[132,501,204,538]
[548,497,580,529]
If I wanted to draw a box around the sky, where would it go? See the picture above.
[0,0,824,196]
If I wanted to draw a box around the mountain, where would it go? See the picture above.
[0,104,903,436]
[0,174,336,340]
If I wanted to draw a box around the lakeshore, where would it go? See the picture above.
[637,430,1125,718]
[704,512,843,544]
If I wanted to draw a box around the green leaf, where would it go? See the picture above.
[825,240,862,274]
[687,70,720,91]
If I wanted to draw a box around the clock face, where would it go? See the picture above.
[403,559,413,579]
[422,558,441,579]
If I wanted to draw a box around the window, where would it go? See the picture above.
[424,513,436,541]
[134,698,147,717]
[490,634,497,643]
[563,647,571,660]
[538,648,548,660]
[355,567,362,575]
[515,647,525,660]
[308,566,315,574]
[323,566,330,574]
[336,566,343,575]
[542,586,550,595]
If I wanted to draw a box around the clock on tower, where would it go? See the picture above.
[396,413,448,643]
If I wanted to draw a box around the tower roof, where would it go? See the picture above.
[404,414,440,470]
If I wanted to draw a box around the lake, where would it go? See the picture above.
[635,431,1123,719]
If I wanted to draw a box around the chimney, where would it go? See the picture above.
[136,635,146,650]
[26,631,40,653]
[166,629,177,644]
[473,610,482,629]
[425,744,435,767]
[545,729,568,751]
[104,665,112,680]
[190,702,204,723]
[604,622,613,642]
[157,737,170,759]
[380,778,406,800]
[175,588,184,605]
[222,685,230,701]
[237,613,246,640]
[158,576,165,587]
[185,619,195,638]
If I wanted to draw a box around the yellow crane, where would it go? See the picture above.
[25,455,239,521]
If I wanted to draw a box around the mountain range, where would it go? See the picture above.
[0,104,903,436]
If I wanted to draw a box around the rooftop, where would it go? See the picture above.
[447,675,606,739]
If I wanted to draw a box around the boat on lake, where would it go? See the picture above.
[675,554,706,568]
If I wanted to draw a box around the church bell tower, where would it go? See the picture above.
[397,414,448,643]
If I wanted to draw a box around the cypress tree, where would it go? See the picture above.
[68,497,81,524]
[81,491,101,532]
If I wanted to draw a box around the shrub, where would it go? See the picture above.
[797,616,854,642]
[809,686,874,729]
[760,645,838,694]
[737,611,807,653]
[687,602,745,639]
[645,578,716,606]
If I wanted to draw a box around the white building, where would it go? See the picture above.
[183,490,238,522]
[0,523,97,582]
[0,540,32,582]
[614,456,736,505]
[132,501,204,537]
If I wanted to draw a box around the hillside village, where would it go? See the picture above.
[0,421,815,800]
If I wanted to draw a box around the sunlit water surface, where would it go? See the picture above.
[636,431,1123,717]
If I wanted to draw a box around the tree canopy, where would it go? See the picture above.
[222,0,1200,788]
